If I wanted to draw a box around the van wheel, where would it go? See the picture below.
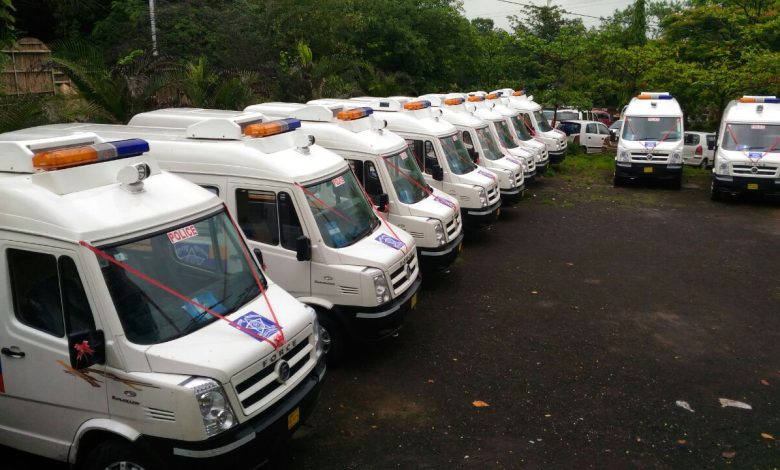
[710,180,722,201]
[671,176,682,189]
[318,314,347,366]
[580,145,587,154]
[613,173,623,187]
[83,438,154,470]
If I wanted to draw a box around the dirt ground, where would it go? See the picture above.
[290,159,780,468]
[3,156,780,469]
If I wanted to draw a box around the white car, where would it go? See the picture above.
[558,120,610,153]
[683,131,716,168]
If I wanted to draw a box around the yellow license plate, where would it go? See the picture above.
[643,167,653,173]
[496,208,501,217]
[411,293,418,309]
[287,407,300,430]
[457,243,463,253]
[747,183,759,190]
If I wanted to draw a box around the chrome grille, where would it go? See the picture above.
[445,213,461,240]
[487,185,500,204]
[390,251,418,295]
[630,151,670,163]
[231,327,315,416]
[732,164,778,176]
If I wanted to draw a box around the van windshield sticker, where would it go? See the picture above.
[644,141,657,149]
[478,169,496,181]
[231,311,281,341]
[167,225,199,244]
[376,233,405,250]
[748,152,763,159]
[648,117,661,122]
[333,175,345,187]
[752,124,766,130]
[452,135,459,141]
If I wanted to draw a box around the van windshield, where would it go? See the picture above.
[494,120,517,149]
[304,170,379,248]
[100,210,266,345]
[383,149,429,204]
[475,126,504,160]
[533,111,553,132]
[511,115,534,140]
[722,124,780,152]
[439,134,477,175]
[622,116,682,142]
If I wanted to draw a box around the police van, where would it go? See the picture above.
[476,92,550,176]
[711,96,780,200]
[28,110,421,363]
[413,94,525,203]
[309,97,502,230]
[614,92,684,188]
[246,101,464,271]
[494,89,568,164]
[0,130,324,468]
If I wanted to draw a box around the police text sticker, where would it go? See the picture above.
[167,225,199,244]
[333,175,346,187]
[376,233,405,250]
[751,124,766,130]
[231,311,281,341]
[648,117,661,122]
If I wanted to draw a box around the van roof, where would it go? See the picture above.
[20,120,348,185]
[0,129,219,244]
[247,103,407,155]
[723,99,780,124]
[625,95,683,117]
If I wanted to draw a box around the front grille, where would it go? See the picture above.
[408,231,425,239]
[390,252,418,295]
[630,151,670,163]
[487,186,500,204]
[445,213,461,240]
[526,159,536,172]
[732,164,778,176]
[231,327,315,416]
[514,172,523,187]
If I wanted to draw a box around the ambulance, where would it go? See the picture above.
[443,93,538,184]
[476,91,550,176]
[245,101,464,271]
[614,92,684,188]
[309,97,502,230]
[0,131,324,468]
[711,96,780,200]
[412,94,525,203]
[494,89,569,164]
[26,109,421,363]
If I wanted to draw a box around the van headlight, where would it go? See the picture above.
[370,269,390,304]
[478,187,487,207]
[502,169,515,188]
[716,158,730,175]
[184,378,237,438]
[433,220,445,245]
[617,150,630,162]
[309,306,324,356]
[670,152,682,164]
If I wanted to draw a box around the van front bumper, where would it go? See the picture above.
[336,275,422,342]
[712,175,780,195]
[535,161,549,176]
[500,183,526,204]
[461,199,502,229]
[615,162,683,180]
[141,360,325,469]
[549,148,566,164]
[419,231,464,271]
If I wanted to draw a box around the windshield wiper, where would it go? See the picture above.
[180,300,224,336]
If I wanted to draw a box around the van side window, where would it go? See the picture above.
[363,162,383,201]
[349,160,364,185]
[407,139,426,173]
[424,141,438,171]
[7,249,64,337]
[278,192,303,251]
[59,256,96,333]
[235,189,279,245]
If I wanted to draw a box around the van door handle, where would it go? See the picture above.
[2,347,25,358]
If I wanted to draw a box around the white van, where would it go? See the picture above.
[31,109,421,363]
[309,97,502,230]
[494,89,569,165]
[245,101,464,270]
[414,95,525,203]
[0,131,324,468]
[483,92,550,176]
[614,92,684,188]
[711,95,780,200]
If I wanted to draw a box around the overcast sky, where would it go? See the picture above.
[460,0,635,30]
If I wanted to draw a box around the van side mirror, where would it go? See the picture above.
[432,167,444,181]
[68,329,105,370]
[296,235,311,261]
[376,193,389,212]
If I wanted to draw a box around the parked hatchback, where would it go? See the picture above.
[683,131,716,168]
[559,120,611,153]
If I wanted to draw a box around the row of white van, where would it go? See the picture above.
[614,92,780,199]
[0,89,566,469]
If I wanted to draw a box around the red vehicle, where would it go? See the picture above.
[591,109,612,126]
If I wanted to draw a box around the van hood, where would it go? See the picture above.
[406,189,459,219]
[455,167,498,190]
[332,219,415,269]
[620,140,682,152]
[144,283,312,384]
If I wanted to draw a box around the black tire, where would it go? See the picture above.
[613,173,623,187]
[83,438,155,470]
[671,175,682,190]
[710,180,722,201]
[317,313,347,366]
